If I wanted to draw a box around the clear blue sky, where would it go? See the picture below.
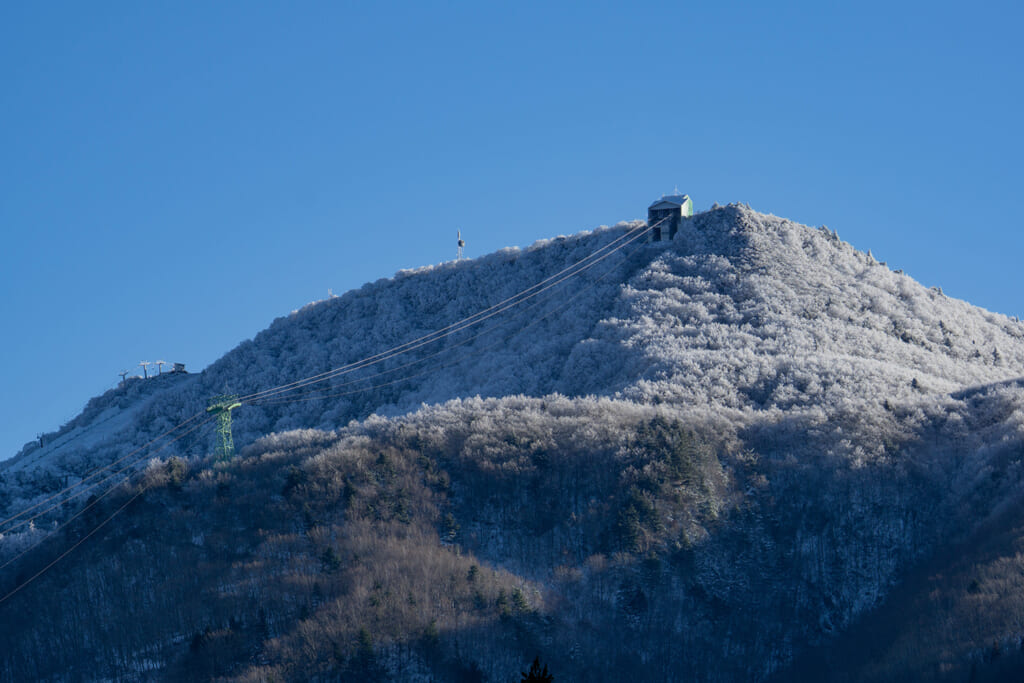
[1,1,1021,461]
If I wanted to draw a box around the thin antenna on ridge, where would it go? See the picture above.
[457,230,465,260]
[118,370,129,385]
[154,360,166,375]
[139,361,151,379]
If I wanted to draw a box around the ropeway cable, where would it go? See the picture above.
[0,414,214,537]
[0,411,209,533]
[249,222,649,403]
[250,219,656,406]
[0,215,670,606]
[0,217,662,542]
[239,219,663,406]
[0,415,217,576]
[1,480,153,606]
[238,219,657,403]
[235,218,663,405]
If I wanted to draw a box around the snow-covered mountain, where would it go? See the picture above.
[6,205,1022,506]
[5,204,1024,681]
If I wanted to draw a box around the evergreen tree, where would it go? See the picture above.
[521,657,554,682]
[341,627,386,679]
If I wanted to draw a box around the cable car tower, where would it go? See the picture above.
[457,230,465,260]
[207,394,242,461]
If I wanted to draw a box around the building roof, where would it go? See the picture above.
[648,194,691,210]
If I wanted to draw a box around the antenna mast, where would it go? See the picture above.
[457,230,465,260]
[118,370,129,386]
[154,360,166,375]
[139,361,151,379]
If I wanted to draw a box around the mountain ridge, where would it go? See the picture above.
[6,203,1024,535]
[4,204,1024,680]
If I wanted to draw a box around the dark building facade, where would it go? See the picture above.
[647,194,693,241]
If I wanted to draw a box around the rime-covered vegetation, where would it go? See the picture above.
[4,205,1024,680]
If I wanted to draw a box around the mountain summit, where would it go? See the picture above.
[4,205,1024,681]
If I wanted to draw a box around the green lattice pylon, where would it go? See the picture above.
[206,395,242,460]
